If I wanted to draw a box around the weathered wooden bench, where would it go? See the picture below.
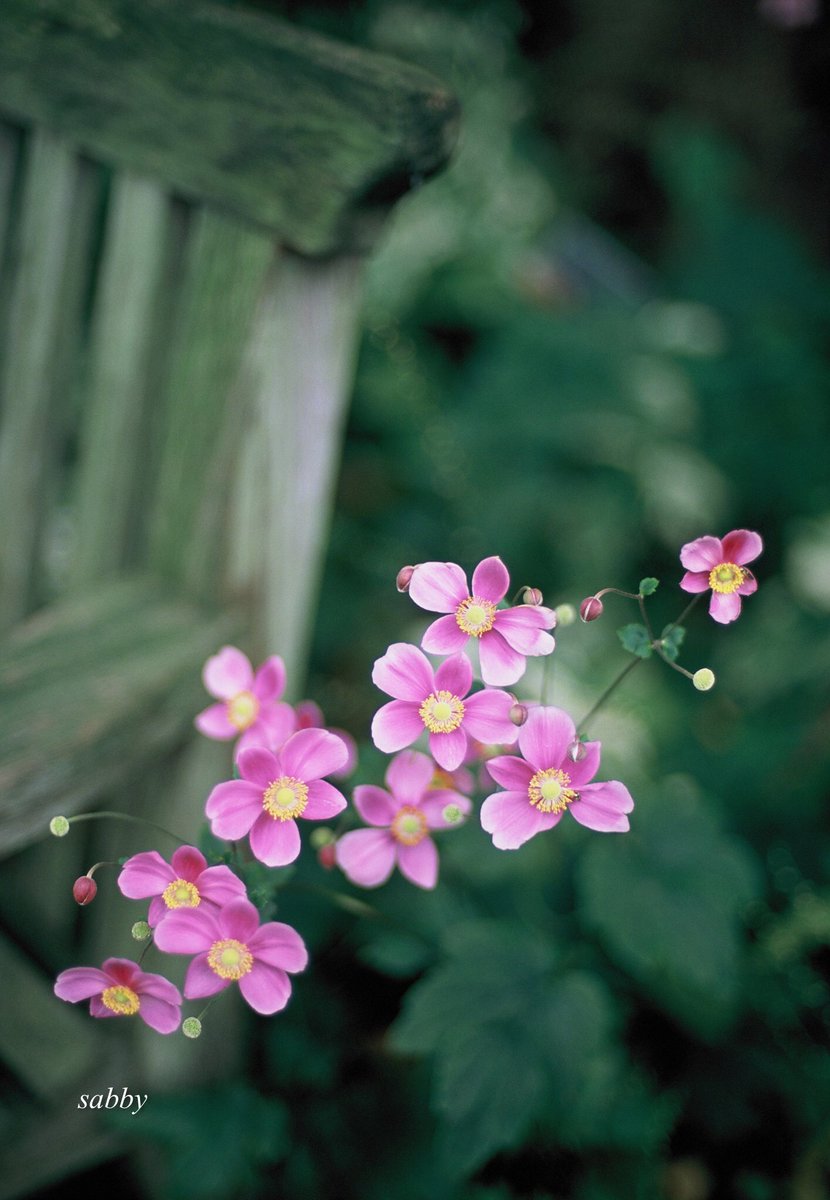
[0,2,457,1193]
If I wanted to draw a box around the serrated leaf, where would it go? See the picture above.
[576,778,760,1038]
[639,577,659,596]
[617,623,653,658]
[660,623,686,662]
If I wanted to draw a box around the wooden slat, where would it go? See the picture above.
[0,577,238,858]
[0,0,459,256]
[0,131,78,631]
[70,173,170,586]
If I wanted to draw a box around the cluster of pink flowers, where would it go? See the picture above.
[54,537,762,1036]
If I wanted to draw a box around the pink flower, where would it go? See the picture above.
[407,556,556,686]
[194,646,295,756]
[118,845,247,928]
[204,730,349,867]
[480,706,633,849]
[335,750,471,890]
[371,643,518,772]
[294,700,358,778]
[154,897,307,1016]
[679,529,762,624]
[54,958,182,1033]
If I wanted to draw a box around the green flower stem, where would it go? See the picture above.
[663,591,703,636]
[576,657,643,736]
[66,811,188,845]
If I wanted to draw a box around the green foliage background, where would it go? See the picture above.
[117,2,830,1198]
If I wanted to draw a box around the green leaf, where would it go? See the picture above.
[638,577,659,596]
[357,931,434,978]
[660,623,686,662]
[617,623,652,658]
[576,778,760,1038]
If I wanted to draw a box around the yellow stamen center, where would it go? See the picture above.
[528,767,578,814]
[263,775,309,821]
[391,805,429,846]
[419,690,465,734]
[102,984,140,1016]
[162,878,201,910]
[456,595,497,637]
[226,690,259,731]
[708,562,746,595]
[207,938,254,981]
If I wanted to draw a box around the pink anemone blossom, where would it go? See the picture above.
[194,646,295,756]
[335,750,471,890]
[204,730,349,867]
[407,556,557,686]
[371,644,518,772]
[154,896,307,1016]
[54,958,182,1033]
[679,529,762,624]
[480,706,633,849]
[117,845,247,928]
[294,700,358,778]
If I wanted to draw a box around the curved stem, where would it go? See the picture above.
[67,811,188,845]
[576,657,643,735]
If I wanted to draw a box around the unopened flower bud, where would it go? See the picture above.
[131,921,152,941]
[567,739,587,762]
[317,843,337,870]
[182,1017,202,1039]
[396,565,415,593]
[693,668,716,692]
[50,815,70,837]
[555,603,576,627]
[509,702,529,726]
[72,876,97,906]
[442,803,463,824]
[310,827,336,850]
[579,595,604,622]
[522,587,544,607]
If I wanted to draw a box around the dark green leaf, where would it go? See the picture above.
[617,623,652,658]
[660,623,686,662]
[638,577,659,596]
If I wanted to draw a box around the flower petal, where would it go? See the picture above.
[384,749,435,806]
[252,655,286,701]
[218,897,261,942]
[249,922,308,973]
[397,838,439,889]
[183,954,229,1000]
[237,747,281,788]
[495,606,556,653]
[478,629,526,686]
[570,781,633,832]
[485,754,534,791]
[118,851,175,899]
[480,790,559,849]
[566,741,602,788]
[304,779,348,820]
[154,907,219,954]
[471,556,510,603]
[280,728,349,781]
[236,703,297,756]
[135,971,182,1005]
[170,845,208,881]
[137,995,181,1034]
[249,813,301,867]
[371,700,424,753]
[420,791,472,828]
[335,829,397,888]
[463,688,518,746]
[196,865,248,906]
[709,591,742,624]
[372,642,434,701]
[203,646,253,699]
[54,967,109,1003]
[679,535,724,572]
[194,703,236,740]
[430,727,468,771]
[239,961,293,1015]
[679,570,710,593]
[721,529,763,566]
[204,780,262,840]
[578,779,634,814]
[517,706,575,771]
[434,652,473,698]
[353,785,397,827]
[408,562,469,613]
[421,614,469,655]
[738,571,758,596]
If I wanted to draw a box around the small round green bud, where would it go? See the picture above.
[182,1017,202,1039]
[309,827,336,850]
[49,815,70,837]
[131,921,152,941]
[442,804,463,825]
[693,668,716,692]
[555,603,576,627]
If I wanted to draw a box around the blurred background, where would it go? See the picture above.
[3,0,830,1197]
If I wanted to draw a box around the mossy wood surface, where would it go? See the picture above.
[0,0,459,255]
[0,577,237,858]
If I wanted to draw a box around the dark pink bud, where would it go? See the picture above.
[317,844,337,871]
[72,876,97,906]
[579,595,604,622]
[509,702,529,727]
[522,587,544,607]
[396,565,415,593]
[568,739,587,762]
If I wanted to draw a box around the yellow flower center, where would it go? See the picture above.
[391,805,429,846]
[101,984,140,1016]
[162,878,201,910]
[455,595,497,637]
[207,938,254,981]
[708,562,746,595]
[419,690,465,734]
[527,767,578,814]
[226,690,259,731]
[263,775,309,821]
